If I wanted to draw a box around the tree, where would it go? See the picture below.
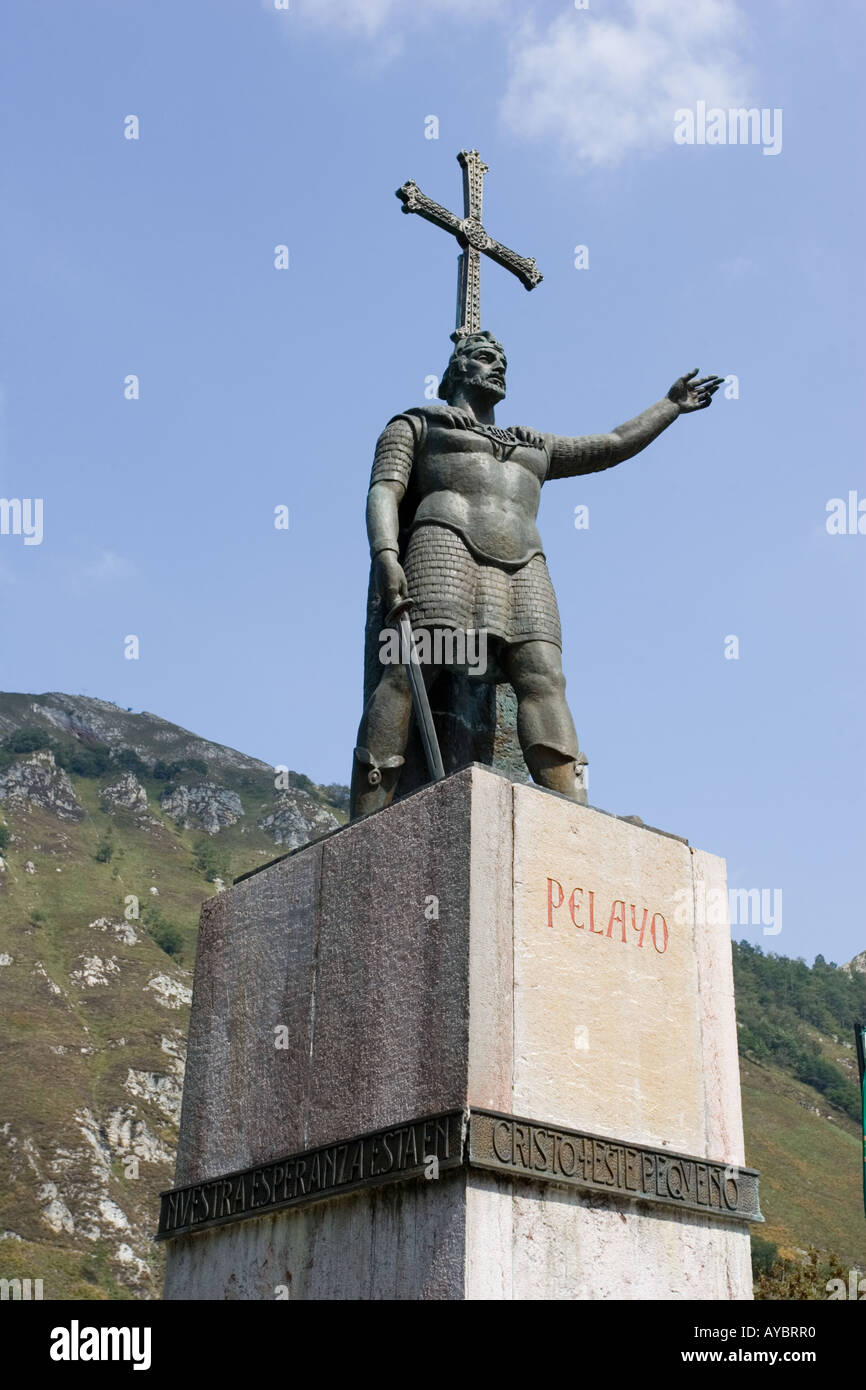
[114,748,149,777]
[732,941,866,1123]
[322,783,350,813]
[56,742,111,778]
[193,837,229,883]
[3,729,52,754]
[143,906,185,959]
[149,920,184,957]
[754,1246,850,1301]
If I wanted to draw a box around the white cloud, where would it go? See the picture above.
[501,0,754,167]
[267,0,757,168]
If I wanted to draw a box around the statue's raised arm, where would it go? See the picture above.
[542,369,725,480]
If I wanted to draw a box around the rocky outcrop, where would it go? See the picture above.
[0,689,350,1298]
[0,692,276,783]
[100,772,148,813]
[843,949,866,976]
[146,974,192,1009]
[0,752,84,822]
[160,783,243,835]
[257,792,339,848]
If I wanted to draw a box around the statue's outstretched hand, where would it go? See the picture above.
[667,368,725,413]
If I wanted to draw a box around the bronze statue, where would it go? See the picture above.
[350,154,723,820]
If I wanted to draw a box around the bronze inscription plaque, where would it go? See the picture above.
[158,1110,465,1240]
[158,1107,761,1239]
[469,1110,762,1224]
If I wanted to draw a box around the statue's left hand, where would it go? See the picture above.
[511,425,545,448]
[668,368,725,413]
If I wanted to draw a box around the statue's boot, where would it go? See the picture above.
[525,746,589,806]
[350,746,405,820]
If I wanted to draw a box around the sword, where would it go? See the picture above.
[386,597,445,783]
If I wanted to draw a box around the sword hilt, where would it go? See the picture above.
[385,595,414,626]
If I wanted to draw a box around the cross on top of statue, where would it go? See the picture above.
[396,149,543,340]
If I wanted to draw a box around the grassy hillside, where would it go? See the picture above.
[733,942,866,1286]
[0,692,345,1298]
[742,1059,862,1267]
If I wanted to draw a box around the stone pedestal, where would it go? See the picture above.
[161,766,757,1300]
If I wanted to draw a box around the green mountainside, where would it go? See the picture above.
[0,692,863,1299]
[732,942,866,1287]
[0,692,344,1298]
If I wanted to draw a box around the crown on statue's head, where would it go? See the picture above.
[438,331,506,402]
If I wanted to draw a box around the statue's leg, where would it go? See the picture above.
[350,663,414,820]
[350,658,443,820]
[503,639,587,805]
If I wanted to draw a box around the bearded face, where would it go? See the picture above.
[439,333,507,404]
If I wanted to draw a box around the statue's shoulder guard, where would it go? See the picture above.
[386,401,480,440]
[371,403,477,491]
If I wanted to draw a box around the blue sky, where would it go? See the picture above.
[1,0,864,964]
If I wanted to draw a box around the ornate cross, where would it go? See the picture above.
[396,149,543,340]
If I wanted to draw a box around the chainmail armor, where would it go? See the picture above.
[542,432,623,480]
[403,524,562,648]
[369,416,421,489]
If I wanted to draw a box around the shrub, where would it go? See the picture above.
[149,920,184,957]
[750,1234,779,1278]
[113,748,150,778]
[54,742,112,778]
[3,729,53,754]
[143,905,184,958]
[193,837,229,883]
[754,1246,850,1301]
[152,756,209,782]
[1,729,116,780]
[77,747,111,777]
[321,783,350,813]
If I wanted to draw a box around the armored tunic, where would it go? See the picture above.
[369,403,622,651]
